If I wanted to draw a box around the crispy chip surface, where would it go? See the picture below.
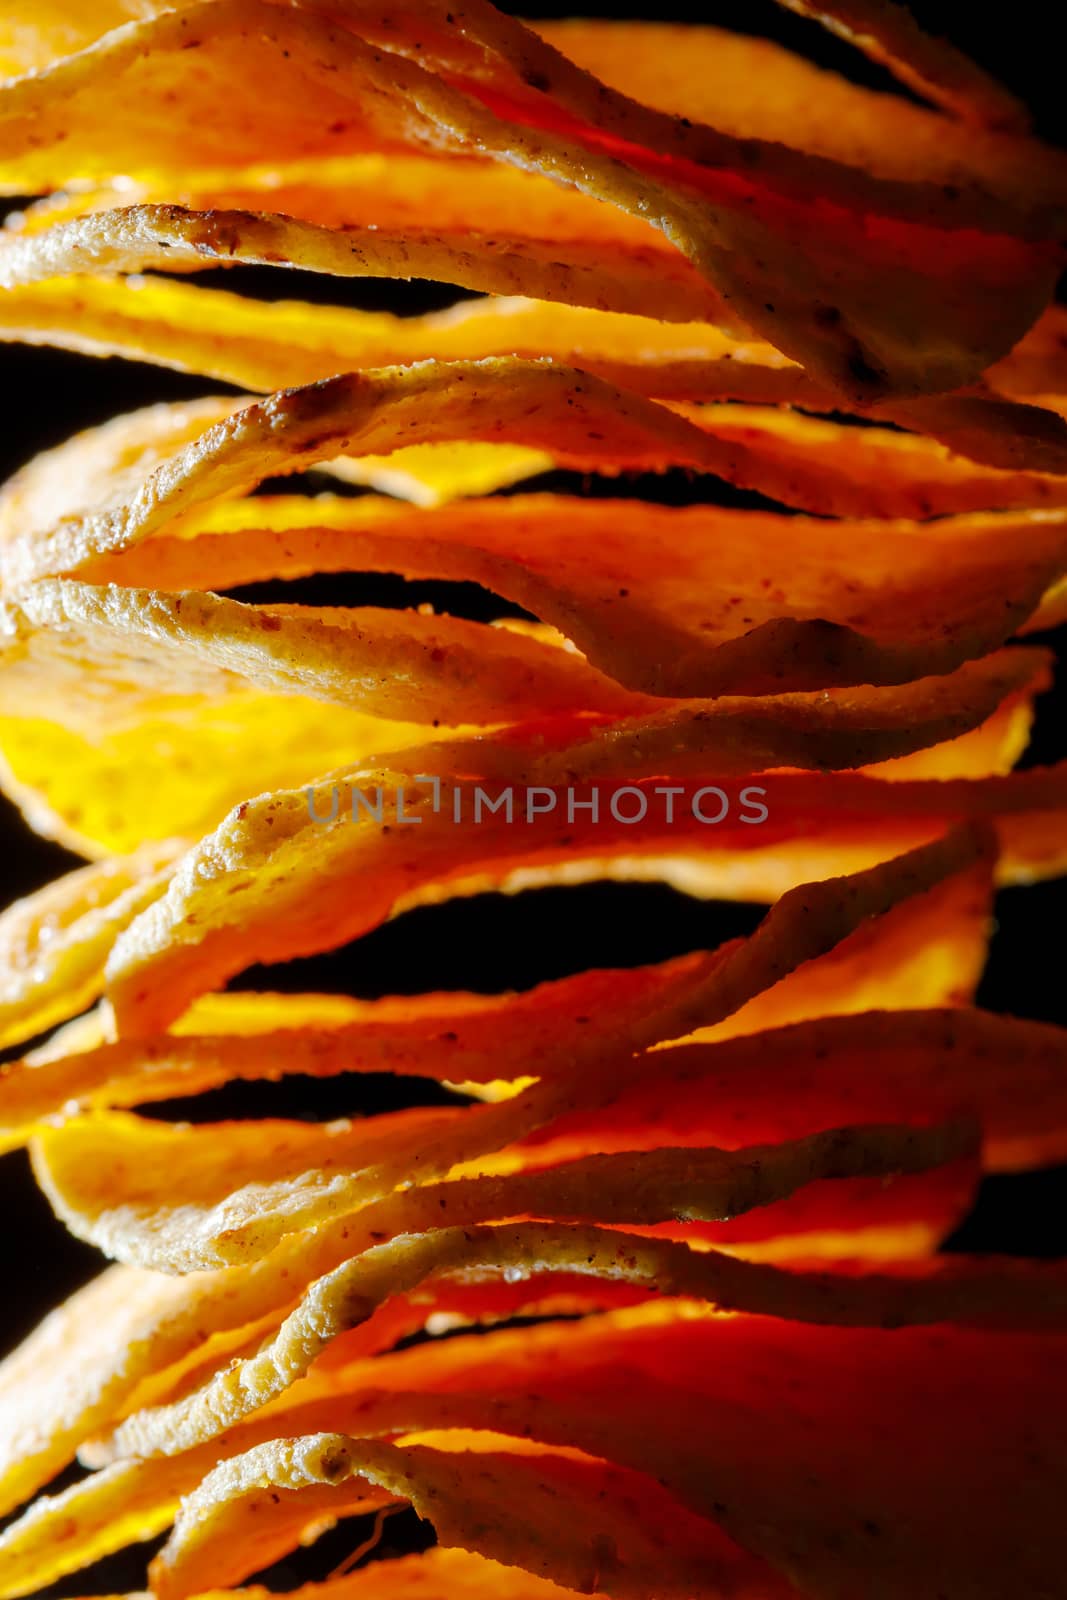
[0,5,1064,1599]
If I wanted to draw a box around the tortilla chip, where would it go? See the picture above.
[5,234,1067,473]
[0,1262,209,1521]
[0,1492,585,1600]
[0,205,724,327]
[770,0,1031,130]
[150,1308,1067,1600]
[0,844,991,1521]
[0,12,1062,1597]
[15,1232,1060,1599]
[527,1006,1067,1176]
[665,1159,976,1262]
[11,370,1067,604]
[466,650,1048,778]
[383,1310,1067,1599]
[255,1548,583,1598]
[0,395,237,552]
[0,579,650,729]
[538,19,1047,185]
[424,761,1061,906]
[0,951,719,1146]
[990,302,1067,400]
[72,493,1067,697]
[0,366,792,585]
[88,1222,1067,1470]
[0,663,1030,864]
[30,1078,974,1271]
[0,842,178,1050]
[101,738,998,1028]
[150,1431,765,1600]
[128,1252,1067,1462]
[0,692,461,858]
[671,401,1067,519]
[16,968,1056,1164]
[0,2,1058,399]
[1,558,1045,747]
[25,830,988,1265]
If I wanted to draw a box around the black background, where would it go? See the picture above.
[0,0,1065,1587]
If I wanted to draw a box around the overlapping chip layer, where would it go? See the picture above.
[0,2,1066,1596]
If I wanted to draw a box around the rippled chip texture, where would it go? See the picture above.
[0,3,1066,1600]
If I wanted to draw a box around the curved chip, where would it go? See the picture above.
[147,1309,1067,1600]
[0,9,1063,1598]
[9,371,1067,604]
[0,951,721,1146]
[28,830,991,1266]
[102,780,996,1034]
[527,1006,1067,1176]
[149,1255,1067,1465]
[364,760,1061,906]
[29,1099,973,1273]
[11,1245,1062,1599]
[0,579,651,728]
[0,1,1058,399]
[11,1234,1063,1600]
[0,637,1038,860]
[68,493,1067,697]
[769,0,1031,130]
[0,842,992,1519]
[0,562,1045,748]
[0,691,461,858]
[90,1218,1067,1470]
[10,992,1061,1169]
[150,1430,766,1600]
[0,842,179,1051]
[5,227,1067,475]
[0,1261,208,1522]
[0,205,725,326]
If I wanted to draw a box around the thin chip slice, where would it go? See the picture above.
[0,853,991,1517]
[135,1289,1067,1599]
[16,1237,1061,1599]
[29,1093,973,1272]
[771,0,1031,130]
[5,233,1067,475]
[384,761,1064,908]
[537,19,1046,184]
[11,371,1067,603]
[0,206,726,326]
[672,402,1067,520]
[19,1241,1065,1598]
[150,1432,771,1600]
[525,1007,1067,1176]
[0,1275,648,1564]
[0,692,462,858]
[110,1242,1067,1474]
[73,494,1067,697]
[103,763,996,1033]
[0,951,721,1146]
[35,830,991,1265]
[325,1309,1067,1600]
[0,651,1033,862]
[0,1,1058,398]
[11,992,1060,1167]
[0,579,651,729]
[145,1306,1067,1600]
[0,842,178,1050]
[0,1262,211,1521]
[252,1548,586,1598]
[1,561,1046,747]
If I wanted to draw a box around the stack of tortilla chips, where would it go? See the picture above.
[0,3,1066,1595]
